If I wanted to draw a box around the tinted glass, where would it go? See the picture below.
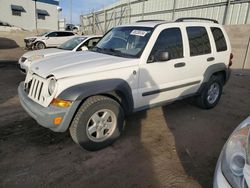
[58,37,87,50]
[187,27,211,56]
[47,32,58,37]
[150,28,183,60]
[85,38,101,48]
[211,27,227,52]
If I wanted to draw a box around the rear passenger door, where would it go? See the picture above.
[185,26,214,86]
[56,32,75,46]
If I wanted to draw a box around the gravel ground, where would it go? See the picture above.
[0,50,250,188]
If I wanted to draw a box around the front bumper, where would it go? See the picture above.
[18,82,80,132]
[24,40,35,49]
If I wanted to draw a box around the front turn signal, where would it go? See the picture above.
[51,98,72,108]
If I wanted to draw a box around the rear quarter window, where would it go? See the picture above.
[186,26,211,56]
[210,27,227,52]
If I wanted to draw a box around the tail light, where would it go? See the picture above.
[229,53,233,67]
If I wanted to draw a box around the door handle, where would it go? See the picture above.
[174,62,185,68]
[207,57,215,62]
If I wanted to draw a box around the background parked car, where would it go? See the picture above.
[24,31,77,50]
[214,116,250,188]
[19,35,102,73]
[65,23,80,32]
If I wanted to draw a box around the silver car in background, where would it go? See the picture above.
[214,117,250,188]
[19,35,102,74]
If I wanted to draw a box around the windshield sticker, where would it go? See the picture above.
[130,30,148,37]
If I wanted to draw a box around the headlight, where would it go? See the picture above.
[221,123,250,188]
[48,78,57,95]
[28,54,44,62]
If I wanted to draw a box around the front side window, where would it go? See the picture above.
[85,38,101,48]
[92,27,153,58]
[47,32,58,37]
[187,27,211,56]
[150,28,183,61]
[211,27,227,52]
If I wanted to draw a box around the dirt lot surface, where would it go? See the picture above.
[0,50,250,188]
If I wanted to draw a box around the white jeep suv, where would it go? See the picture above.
[18,18,233,151]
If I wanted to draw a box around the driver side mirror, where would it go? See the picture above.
[147,51,170,63]
[156,51,170,62]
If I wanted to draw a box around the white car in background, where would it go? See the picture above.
[24,31,77,50]
[214,116,250,188]
[19,35,102,74]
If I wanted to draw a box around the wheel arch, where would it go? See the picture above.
[58,79,134,115]
[35,40,46,49]
[203,63,229,85]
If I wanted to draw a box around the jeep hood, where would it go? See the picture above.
[30,51,137,79]
[22,48,69,58]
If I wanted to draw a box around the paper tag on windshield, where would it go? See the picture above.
[130,30,148,37]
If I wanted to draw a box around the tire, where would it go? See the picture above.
[36,42,46,50]
[196,75,223,109]
[69,95,124,151]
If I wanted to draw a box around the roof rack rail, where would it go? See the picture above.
[175,17,219,24]
[136,19,165,22]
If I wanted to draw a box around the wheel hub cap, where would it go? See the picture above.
[207,83,220,104]
[86,109,117,142]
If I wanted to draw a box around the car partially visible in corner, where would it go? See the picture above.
[214,116,250,188]
[19,35,102,74]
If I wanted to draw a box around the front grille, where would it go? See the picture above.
[27,75,45,103]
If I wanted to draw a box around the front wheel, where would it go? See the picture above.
[36,42,46,50]
[196,75,223,109]
[69,95,124,151]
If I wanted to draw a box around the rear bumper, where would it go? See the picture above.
[18,82,80,132]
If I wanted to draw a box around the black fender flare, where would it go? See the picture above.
[57,79,134,114]
[198,63,230,93]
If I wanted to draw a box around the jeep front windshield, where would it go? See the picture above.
[91,27,153,58]
[58,37,86,51]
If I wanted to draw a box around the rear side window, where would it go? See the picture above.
[151,28,183,60]
[187,27,211,56]
[57,32,74,37]
[211,27,227,52]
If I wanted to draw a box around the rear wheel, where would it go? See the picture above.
[69,95,124,151]
[196,75,223,109]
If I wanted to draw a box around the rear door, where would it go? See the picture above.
[184,25,215,85]
[56,32,75,46]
